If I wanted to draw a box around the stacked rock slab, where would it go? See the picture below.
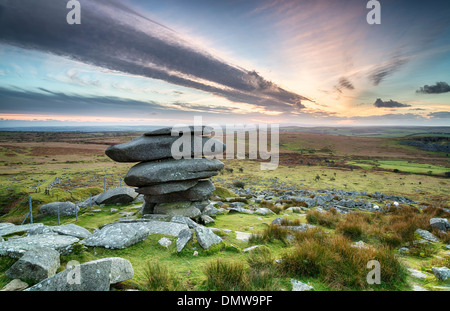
[105,126,225,216]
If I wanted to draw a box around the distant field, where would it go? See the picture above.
[0,129,448,221]
[280,126,450,137]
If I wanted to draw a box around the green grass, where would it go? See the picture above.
[347,159,449,175]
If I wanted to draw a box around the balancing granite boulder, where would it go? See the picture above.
[105,135,225,163]
[136,179,199,195]
[143,125,215,136]
[124,158,224,187]
[143,180,215,204]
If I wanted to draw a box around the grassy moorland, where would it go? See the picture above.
[0,128,449,291]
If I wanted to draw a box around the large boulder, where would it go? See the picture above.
[39,202,79,216]
[124,158,224,187]
[6,247,60,282]
[25,257,133,291]
[95,187,139,205]
[0,234,79,258]
[83,223,150,249]
[136,179,198,195]
[105,135,225,162]
[144,180,215,204]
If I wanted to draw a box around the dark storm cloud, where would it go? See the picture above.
[373,98,411,108]
[0,0,312,113]
[416,82,450,94]
[368,57,408,86]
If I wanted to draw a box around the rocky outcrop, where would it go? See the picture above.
[105,127,225,219]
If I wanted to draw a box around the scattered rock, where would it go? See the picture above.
[430,218,450,232]
[158,237,172,248]
[83,223,150,249]
[243,245,263,253]
[176,229,193,252]
[194,226,222,249]
[291,279,313,291]
[254,208,275,216]
[95,187,139,205]
[0,223,44,237]
[6,247,60,282]
[171,215,199,229]
[39,202,79,216]
[408,268,428,280]
[431,266,450,281]
[26,257,133,291]
[415,229,440,243]
[0,279,29,291]
[228,206,253,215]
[0,234,79,258]
[199,214,215,225]
[235,231,253,241]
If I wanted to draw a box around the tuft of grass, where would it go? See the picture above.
[280,231,408,290]
[306,209,340,229]
[204,258,247,291]
[140,261,185,291]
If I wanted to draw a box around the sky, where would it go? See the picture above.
[0,0,449,127]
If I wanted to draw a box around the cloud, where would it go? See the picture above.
[368,56,408,86]
[427,111,450,118]
[338,77,354,90]
[0,0,312,113]
[373,98,411,108]
[416,82,450,94]
[0,87,170,117]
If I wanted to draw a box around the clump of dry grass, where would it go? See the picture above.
[306,209,340,229]
[280,228,407,290]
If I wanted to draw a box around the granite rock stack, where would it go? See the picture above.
[105,126,225,216]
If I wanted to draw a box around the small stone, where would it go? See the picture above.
[291,279,313,291]
[408,268,428,280]
[0,279,29,291]
[158,237,172,248]
[431,266,450,281]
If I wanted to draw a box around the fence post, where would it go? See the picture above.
[89,193,92,211]
[28,195,33,224]
[75,203,78,222]
[57,206,60,226]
